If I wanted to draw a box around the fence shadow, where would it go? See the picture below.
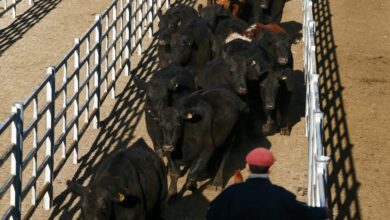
[49,35,160,220]
[47,1,197,219]
[313,0,361,219]
[0,0,63,56]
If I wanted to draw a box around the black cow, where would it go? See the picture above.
[254,29,294,70]
[134,64,196,157]
[67,139,167,220]
[197,4,232,33]
[262,0,287,24]
[222,38,272,81]
[250,67,294,136]
[213,17,249,57]
[157,5,199,67]
[155,86,247,198]
[197,56,248,95]
[238,0,286,24]
[169,17,214,77]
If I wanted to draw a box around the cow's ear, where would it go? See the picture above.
[133,76,147,91]
[157,9,163,19]
[170,72,196,91]
[198,4,203,13]
[292,33,302,44]
[113,192,141,207]
[146,108,159,121]
[67,180,88,196]
[279,68,294,91]
[183,35,194,46]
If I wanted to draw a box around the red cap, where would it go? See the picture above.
[245,147,275,167]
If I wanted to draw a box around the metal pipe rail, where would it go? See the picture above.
[303,0,330,208]
[0,0,34,18]
[0,0,170,219]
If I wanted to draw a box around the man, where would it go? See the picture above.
[206,147,329,220]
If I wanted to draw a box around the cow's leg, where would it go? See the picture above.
[211,135,235,191]
[262,112,275,135]
[185,149,214,192]
[270,0,286,24]
[279,90,292,136]
[166,154,180,201]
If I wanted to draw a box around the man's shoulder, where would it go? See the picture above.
[270,184,297,200]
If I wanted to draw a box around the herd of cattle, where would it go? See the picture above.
[67,0,301,219]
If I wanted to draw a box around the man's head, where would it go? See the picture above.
[245,147,275,174]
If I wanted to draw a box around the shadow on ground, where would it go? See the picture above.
[313,0,361,219]
[0,0,62,56]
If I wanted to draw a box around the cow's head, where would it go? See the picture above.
[156,105,204,152]
[155,107,185,152]
[169,33,194,65]
[256,31,293,66]
[225,55,248,95]
[134,76,170,110]
[67,181,140,220]
[134,72,196,111]
[259,68,293,111]
[198,4,231,30]
[157,9,182,46]
[259,0,271,9]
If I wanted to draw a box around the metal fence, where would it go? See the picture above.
[0,0,170,219]
[303,0,329,208]
[0,0,34,18]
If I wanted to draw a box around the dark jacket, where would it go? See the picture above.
[206,177,327,220]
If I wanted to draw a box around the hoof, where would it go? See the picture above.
[262,123,275,135]
[185,180,198,192]
[280,127,291,136]
[156,149,165,158]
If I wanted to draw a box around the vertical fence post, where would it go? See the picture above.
[10,103,23,220]
[131,0,136,48]
[31,96,38,206]
[12,0,16,18]
[61,64,67,158]
[85,37,91,124]
[93,15,102,129]
[29,0,34,6]
[165,0,170,9]
[137,0,142,55]
[125,0,131,76]
[44,67,55,210]
[147,0,153,38]
[111,4,117,100]
[73,38,80,165]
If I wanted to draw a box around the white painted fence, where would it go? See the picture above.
[0,0,34,18]
[0,0,170,219]
[303,0,329,208]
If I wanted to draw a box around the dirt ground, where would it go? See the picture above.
[315,0,390,219]
[0,0,388,219]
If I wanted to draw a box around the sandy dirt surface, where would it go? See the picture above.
[2,0,388,219]
[0,0,111,122]
[0,0,308,219]
[314,0,390,219]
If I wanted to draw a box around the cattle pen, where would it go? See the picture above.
[0,0,329,219]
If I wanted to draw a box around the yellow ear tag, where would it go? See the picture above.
[118,192,125,202]
[282,76,287,80]
[175,83,179,88]
[186,112,193,119]
[251,60,256,65]
[178,21,182,26]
